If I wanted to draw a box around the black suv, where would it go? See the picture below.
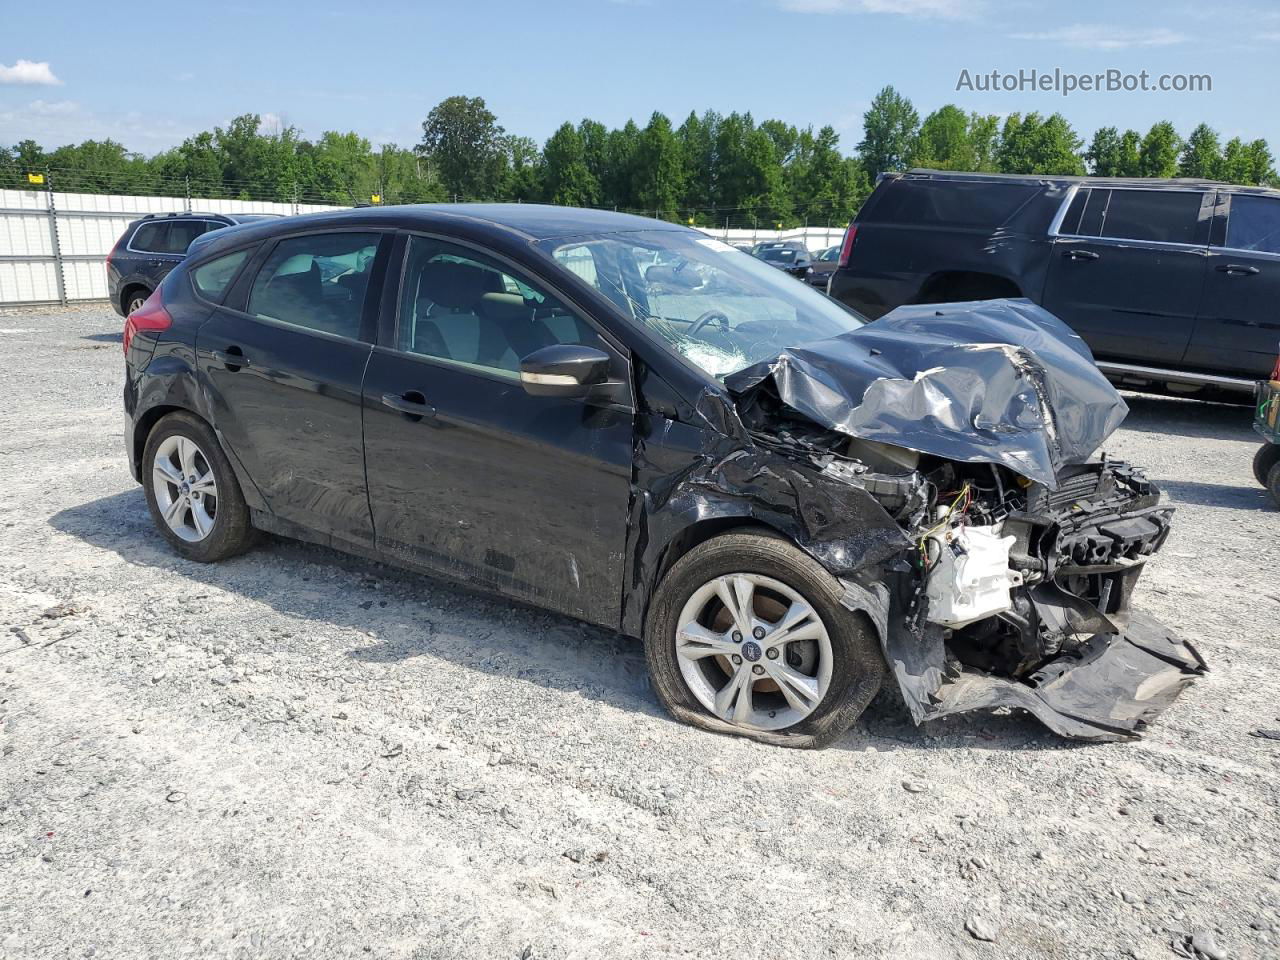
[828,170,1280,396]
[107,212,280,317]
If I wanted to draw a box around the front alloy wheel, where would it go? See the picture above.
[675,573,833,730]
[643,531,885,748]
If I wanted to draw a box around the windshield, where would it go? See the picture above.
[760,246,799,262]
[541,230,865,378]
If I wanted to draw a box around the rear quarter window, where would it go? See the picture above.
[864,179,1041,229]
[129,222,168,253]
[191,249,251,301]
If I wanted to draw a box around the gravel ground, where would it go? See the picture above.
[1,304,1278,960]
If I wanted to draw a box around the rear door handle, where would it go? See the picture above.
[1064,249,1100,261]
[1216,263,1260,275]
[212,348,251,370]
[381,391,435,419]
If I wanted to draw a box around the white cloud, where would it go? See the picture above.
[1009,25,1189,50]
[26,99,79,116]
[778,0,983,18]
[0,59,61,86]
[0,100,192,150]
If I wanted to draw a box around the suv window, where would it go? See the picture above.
[165,220,209,254]
[247,232,380,339]
[1100,189,1204,245]
[866,178,1041,228]
[130,222,169,254]
[1225,194,1280,254]
[398,236,604,377]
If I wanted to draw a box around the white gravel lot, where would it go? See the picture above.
[1,304,1278,960]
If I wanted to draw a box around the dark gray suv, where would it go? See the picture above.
[829,170,1280,397]
[106,212,280,317]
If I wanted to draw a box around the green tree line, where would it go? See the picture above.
[2,88,1275,227]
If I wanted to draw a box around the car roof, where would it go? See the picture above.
[186,203,691,258]
[898,168,1280,197]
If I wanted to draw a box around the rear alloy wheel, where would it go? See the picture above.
[142,412,254,562]
[644,531,885,748]
[126,289,151,315]
[152,435,219,543]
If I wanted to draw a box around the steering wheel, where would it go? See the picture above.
[688,310,730,335]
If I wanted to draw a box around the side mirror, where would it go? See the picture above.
[519,344,611,398]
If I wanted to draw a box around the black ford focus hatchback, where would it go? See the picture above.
[123,204,1204,747]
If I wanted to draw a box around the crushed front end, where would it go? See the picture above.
[722,299,1206,741]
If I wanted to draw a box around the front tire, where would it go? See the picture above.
[142,412,254,562]
[643,531,885,748]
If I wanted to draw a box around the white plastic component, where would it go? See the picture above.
[924,524,1021,629]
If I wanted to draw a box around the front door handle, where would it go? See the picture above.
[1064,249,1100,261]
[381,391,435,420]
[1216,263,1260,276]
[212,347,251,370]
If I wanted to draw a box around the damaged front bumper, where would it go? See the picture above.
[716,300,1206,742]
[882,611,1206,742]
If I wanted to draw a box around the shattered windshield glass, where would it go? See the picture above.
[541,230,865,378]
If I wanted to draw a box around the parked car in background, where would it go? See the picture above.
[750,240,812,278]
[828,169,1280,398]
[805,244,840,288]
[121,204,1201,749]
[107,212,281,317]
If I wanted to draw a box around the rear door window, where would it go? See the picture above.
[164,220,208,254]
[1224,194,1280,254]
[1099,190,1205,245]
[247,232,380,339]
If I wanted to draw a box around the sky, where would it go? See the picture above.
[1,0,1278,157]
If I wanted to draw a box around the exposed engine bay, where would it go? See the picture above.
[710,299,1206,740]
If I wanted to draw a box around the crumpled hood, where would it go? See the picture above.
[724,298,1128,488]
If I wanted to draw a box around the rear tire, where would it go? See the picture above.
[1268,462,1280,509]
[1253,444,1280,487]
[124,287,151,316]
[142,412,254,562]
[643,531,885,749]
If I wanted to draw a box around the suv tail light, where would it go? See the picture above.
[837,223,858,268]
[123,287,172,356]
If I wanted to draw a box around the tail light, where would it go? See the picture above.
[123,287,172,356]
[837,223,858,268]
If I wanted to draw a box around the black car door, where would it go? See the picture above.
[1040,187,1212,365]
[361,233,634,628]
[1186,191,1280,378]
[197,229,391,549]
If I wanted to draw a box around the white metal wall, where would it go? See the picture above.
[0,188,847,307]
[0,189,345,307]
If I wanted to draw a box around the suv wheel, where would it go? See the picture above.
[142,412,254,562]
[124,288,151,315]
[1253,444,1280,487]
[1268,462,1280,509]
[643,531,885,748]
